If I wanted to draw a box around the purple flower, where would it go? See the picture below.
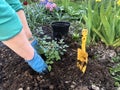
[45,2,57,11]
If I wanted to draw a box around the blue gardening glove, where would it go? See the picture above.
[26,50,48,73]
[31,39,38,49]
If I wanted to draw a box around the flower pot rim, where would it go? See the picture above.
[51,21,70,24]
[51,21,70,27]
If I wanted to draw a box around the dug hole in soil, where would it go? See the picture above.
[0,26,119,90]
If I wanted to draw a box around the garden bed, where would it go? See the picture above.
[0,26,119,90]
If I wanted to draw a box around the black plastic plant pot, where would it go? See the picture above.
[51,21,70,40]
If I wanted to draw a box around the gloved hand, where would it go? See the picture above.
[26,50,48,73]
[31,39,38,49]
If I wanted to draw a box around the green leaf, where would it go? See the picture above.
[113,75,120,82]
[100,4,111,42]
[110,64,120,73]
[113,38,120,47]
[92,27,108,45]
[48,65,52,72]
[114,82,120,87]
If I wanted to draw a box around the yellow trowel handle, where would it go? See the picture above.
[81,29,88,52]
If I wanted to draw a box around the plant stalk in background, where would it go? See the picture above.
[83,0,120,47]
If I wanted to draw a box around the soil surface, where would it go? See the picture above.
[0,26,119,90]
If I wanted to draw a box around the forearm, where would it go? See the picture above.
[17,10,33,41]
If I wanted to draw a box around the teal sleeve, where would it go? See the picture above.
[5,0,23,12]
[0,0,23,41]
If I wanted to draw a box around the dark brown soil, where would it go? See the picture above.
[0,26,119,90]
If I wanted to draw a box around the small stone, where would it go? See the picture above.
[26,87,30,90]
[101,87,105,90]
[70,85,75,88]
[37,76,41,81]
[72,81,76,85]
[0,63,2,66]
[40,75,43,78]
[49,85,54,90]
[65,81,70,84]
[92,84,100,90]
[117,87,120,90]
[18,88,23,90]
[108,50,116,58]
[75,86,89,90]
[34,83,38,86]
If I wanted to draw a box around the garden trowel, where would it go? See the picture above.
[77,29,88,74]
